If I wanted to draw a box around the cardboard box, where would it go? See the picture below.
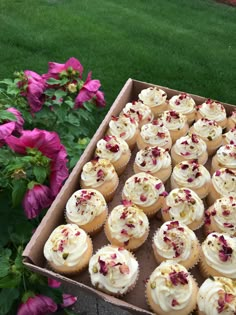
[23,79,236,315]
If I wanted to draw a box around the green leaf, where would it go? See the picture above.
[46,78,61,85]
[0,274,21,288]
[0,248,11,277]
[0,79,13,85]
[12,179,28,207]
[54,89,67,100]
[38,285,63,304]
[33,166,48,183]
[0,288,19,315]
[65,99,74,109]
[64,310,78,315]
[43,89,56,97]
[0,110,16,122]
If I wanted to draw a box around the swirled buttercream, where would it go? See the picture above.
[66,189,107,225]
[44,224,88,267]
[169,93,196,114]
[163,188,204,225]
[216,145,236,169]
[107,204,149,243]
[140,123,171,147]
[95,135,130,162]
[148,260,193,312]
[171,161,210,189]
[135,146,171,173]
[159,110,187,130]
[224,128,236,145]
[81,158,117,188]
[197,99,226,122]
[89,245,139,294]
[205,196,236,236]
[153,221,198,261]
[122,172,165,207]
[212,168,236,197]
[108,114,138,142]
[198,277,236,315]
[138,87,167,107]
[202,233,236,278]
[173,133,207,159]
[122,101,153,124]
[193,118,222,140]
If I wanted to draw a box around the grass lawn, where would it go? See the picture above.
[0,0,236,108]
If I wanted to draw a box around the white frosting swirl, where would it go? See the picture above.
[81,158,117,188]
[138,87,167,107]
[153,221,198,261]
[212,168,236,197]
[173,134,207,159]
[148,261,193,312]
[135,146,171,173]
[229,111,236,124]
[198,100,226,122]
[89,245,138,294]
[169,93,196,114]
[140,123,171,147]
[122,101,153,124]
[122,172,165,207]
[107,204,149,242]
[44,224,88,267]
[95,135,130,162]
[193,118,222,140]
[66,189,107,225]
[171,161,211,188]
[224,128,236,145]
[216,145,236,169]
[159,110,187,130]
[108,115,138,141]
[206,196,236,235]
[202,233,236,278]
[198,277,236,315]
[164,188,204,225]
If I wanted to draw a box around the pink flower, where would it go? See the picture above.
[17,294,57,315]
[22,184,53,219]
[44,57,84,79]
[95,90,106,107]
[6,128,68,197]
[21,71,46,113]
[0,108,24,146]
[61,294,77,308]
[74,72,102,108]
[48,278,61,288]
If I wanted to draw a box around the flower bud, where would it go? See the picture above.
[68,83,77,93]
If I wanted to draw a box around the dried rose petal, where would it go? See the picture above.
[215,170,221,176]
[169,271,188,286]
[140,194,147,202]
[119,263,130,274]
[98,257,108,276]
[167,221,179,230]
[126,223,135,228]
[155,182,162,190]
[122,200,132,207]
[181,163,189,170]
[110,253,117,259]
[160,191,168,197]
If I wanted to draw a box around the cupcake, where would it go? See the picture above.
[162,188,205,230]
[196,99,227,129]
[121,100,154,127]
[207,168,236,206]
[200,232,236,279]
[170,160,211,199]
[171,133,208,166]
[89,245,139,296]
[138,86,168,116]
[43,224,93,275]
[152,221,200,269]
[146,260,198,315]
[211,145,236,174]
[205,196,236,236]
[133,146,172,183]
[95,135,131,175]
[197,277,236,315]
[158,110,189,144]
[137,121,172,150]
[223,127,236,145]
[104,202,149,250]
[168,93,196,124]
[80,158,119,202]
[227,110,236,131]
[122,172,166,217]
[65,189,108,235]
[190,118,223,156]
[107,114,139,149]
